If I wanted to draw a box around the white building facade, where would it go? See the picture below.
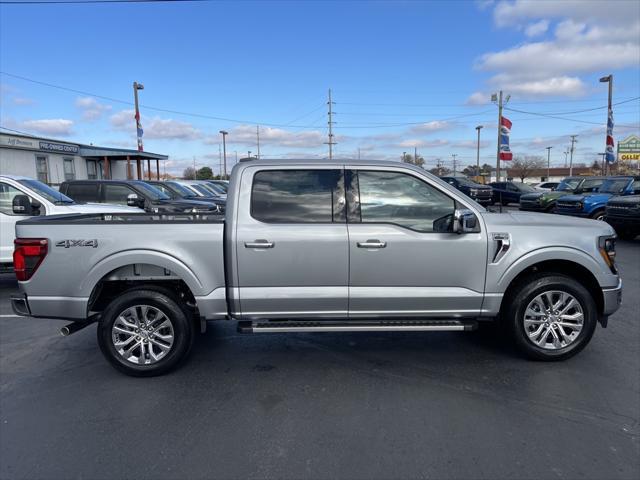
[0,133,167,185]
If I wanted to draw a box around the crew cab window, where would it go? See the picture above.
[251,169,344,223]
[64,183,99,203]
[104,184,135,204]
[0,183,23,215]
[355,170,455,233]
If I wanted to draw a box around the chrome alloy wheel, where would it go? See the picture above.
[112,305,175,365]
[523,290,584,350]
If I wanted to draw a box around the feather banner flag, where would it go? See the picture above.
[499,116,513,161]
[605,109,615,163]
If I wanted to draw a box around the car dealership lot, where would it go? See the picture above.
[0,239,638,480]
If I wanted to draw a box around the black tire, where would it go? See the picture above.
[590,209,605,221]
[504,273,598,361]
[545,204,556,214]
[97,287,195,377]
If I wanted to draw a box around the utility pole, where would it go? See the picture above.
[598,153,606,175]
[219,130,228,177]
[475,125,483,178]
[325,89,336,160]
[452,154,457,175]
[193,156,196,179]
[133,81,144,152]
[564,149,569,168]
[546,146,552,180]
[414,146,418,164]
[569,135,578,176]
[256,125,261,160]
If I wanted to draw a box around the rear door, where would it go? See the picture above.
[346,167,488,318]
[234,166,349,319]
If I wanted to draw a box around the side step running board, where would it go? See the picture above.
[238,319,477,334]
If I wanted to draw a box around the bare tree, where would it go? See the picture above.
[402,152,425,169]
[510,155,545,182]
[182,166,196,179]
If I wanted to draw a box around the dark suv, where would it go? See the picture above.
[605,193,640,240]
[60,180,222,214]
[146,180,226,212]
[440,176,493,206]
[489,181,537,205]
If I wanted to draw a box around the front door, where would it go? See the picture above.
[346,168,488,318]
[235,167,349,320]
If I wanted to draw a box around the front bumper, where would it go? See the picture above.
[605,215,640,231]
[556,210,590,218]
[602,279,623,316]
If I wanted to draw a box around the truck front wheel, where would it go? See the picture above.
[97,287,194,376]
[590,209,605,221]
[505,274,597,361]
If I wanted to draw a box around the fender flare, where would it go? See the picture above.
[79,249,205,298]
[496,246,607,293]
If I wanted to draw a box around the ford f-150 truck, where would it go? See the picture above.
[11,160,622,376]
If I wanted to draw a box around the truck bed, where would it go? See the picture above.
[14,212,227,320]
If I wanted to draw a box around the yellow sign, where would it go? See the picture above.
[618,134,640,161]
[619,153,640,161]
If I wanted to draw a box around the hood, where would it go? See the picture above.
[520,192,544,200]
[607,195,640,206]
[481,210,614,236]
[540,190,572,201]
[65,203,139,213]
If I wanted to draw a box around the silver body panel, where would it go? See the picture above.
[15,159,621,323]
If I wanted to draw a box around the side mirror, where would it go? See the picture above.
[453,209,479,234]
[12,195,39,216]
[127,193,144,208]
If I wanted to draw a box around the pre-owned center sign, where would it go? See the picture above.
[618,134,640,161]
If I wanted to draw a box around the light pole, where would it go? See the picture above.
[219,130,228,178]
[133,82,144,153]
[546,146,552,181]
[475,125,483,179]
[248,150,252,159]
[600,74,614,176]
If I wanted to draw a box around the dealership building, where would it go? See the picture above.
[0,132,168,186]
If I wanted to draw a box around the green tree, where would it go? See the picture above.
[196,166,214,180]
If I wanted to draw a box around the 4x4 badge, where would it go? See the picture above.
[55,239,98,248]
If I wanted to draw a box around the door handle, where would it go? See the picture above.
[357,240,386,249]
[244,240,274,249]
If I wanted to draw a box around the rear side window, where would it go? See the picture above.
[65,183,99,203]
[104,184,135,204]
[251,169,345,223]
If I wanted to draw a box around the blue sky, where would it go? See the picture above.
[1,0,639,175]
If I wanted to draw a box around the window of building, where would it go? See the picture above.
[64,183,99,203]
[251,169,345,223]
[355,170,455,233]
[103,184,136,205]
[86,160,98,180]
[63,158,76,181]
[35,156,49,184]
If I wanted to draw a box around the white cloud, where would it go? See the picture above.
[13,97,35,106]
[205,124,325,149]
[110,109,201,140]
[75,97,112,121]
[398,139,449,149]
[466,92,490,105]
[475,1,640,98]
[524,19,549,37]
[21,119,74,136]
[451,140,491,149]
[408,121,452,135]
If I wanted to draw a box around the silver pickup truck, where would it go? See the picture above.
[11,159,622,376]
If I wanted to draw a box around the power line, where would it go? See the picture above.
[503,105,639,128]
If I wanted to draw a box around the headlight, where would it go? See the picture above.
[598,236,617,273]
[576,202,583,209]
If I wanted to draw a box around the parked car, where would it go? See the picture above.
[60,180,222,214]
[605,194,640,240]
[440,176,493,206]
[531,182,560,191]
[555,176,638,221]
[12,160,621,376]
[206,180,229,194]
[489,181,537,205]
[173,180,227,200]
[0,175,137,271]
[146,180,226,212]
[520,176,605,213]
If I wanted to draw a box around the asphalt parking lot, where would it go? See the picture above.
[0,240,638,480]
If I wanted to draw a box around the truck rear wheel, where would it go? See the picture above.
[504,273,597,361]
[97,287,194,376]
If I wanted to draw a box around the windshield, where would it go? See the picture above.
[599,179,630,194]
[211,182,228,193]
[556,178,581,191]
[515,183,536,193]
[190,184,216,197]
[207,182,227,194]
[166,182,197,197]
[132,181,171,201]
[18,179,74,204]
